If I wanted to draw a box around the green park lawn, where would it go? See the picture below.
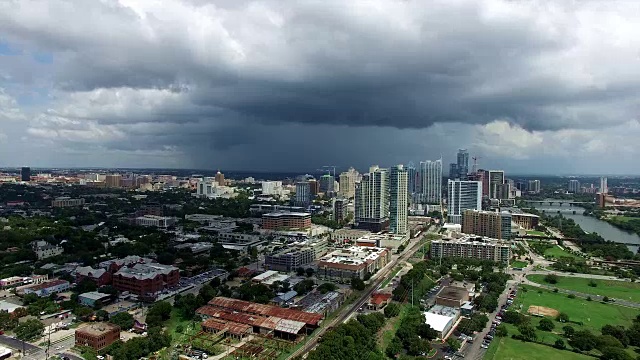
[513,285,638,331]
[542,246,583,260]
[526,230,548,237]
[485,336,593,360]
[511,260,528,269]
[527,275,640,303]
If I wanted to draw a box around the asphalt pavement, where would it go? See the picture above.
[0,334,41,352]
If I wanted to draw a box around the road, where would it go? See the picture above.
[286,232,435,359]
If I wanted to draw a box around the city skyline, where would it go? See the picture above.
[1,1,640,174]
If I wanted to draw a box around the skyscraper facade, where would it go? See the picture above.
[485,170,505,199]
[20,167,31,182]
[600,177,608,194]
[333,198,348,222]
[568,179,580,193]
[355,166,389,232]
[295,181,311,207]
[449,163,459,180]
[447,180,482,224]
[462,210,512,240]
[389,165,408,235]
[457,149,469,179]
[407,162,417,195]
[528,180,541,193]
[338,167,359,199]
[215,171,225,186]
[419,159,442,204]
[319,174,335,195]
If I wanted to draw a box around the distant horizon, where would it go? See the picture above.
[0,165,637,178]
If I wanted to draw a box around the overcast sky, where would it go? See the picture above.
[1,0,640,175]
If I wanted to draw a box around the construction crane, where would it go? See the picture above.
[321,165,337,180]
[471,156,481,174]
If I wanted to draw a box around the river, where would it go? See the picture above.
[524,200,640,253]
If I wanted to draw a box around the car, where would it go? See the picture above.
[55,346,62,350]
[444,356,453,360]
[486,335,493,340]
[481,344,489,349]
[97,356,105,360]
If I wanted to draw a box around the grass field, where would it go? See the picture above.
[511,260,528,269]
[485,336,593,360]
[527,275,640,303]
[379,304,411,351]
[526,230,548,237]
[514,285,638,331]
[543,246,583,260]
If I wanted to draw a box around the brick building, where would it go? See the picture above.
[75,323,120,351]
[112,263,179,297]
[262,212,311,230]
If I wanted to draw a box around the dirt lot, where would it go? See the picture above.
[527,305,559,317]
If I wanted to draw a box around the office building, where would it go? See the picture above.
[262,212,312,230]
[430,235,511,263]
[308,179,319,195]
[20,167,30,182]
[462,210,511,240]
[568,179,580,193]
[75,323,120,351]
[389,164,408,235]
[338,168,359,199]
[510,212,540,230]
[447,180,482,224]
[294,181,312,207]
[112,262,180,297]
[457,149,469,179]
[333,198,348,222]
[407,162,417,196]
[51,197,85,208]
[483,170,505,199]
[354,166,389,232]
[528,180,541,193]
[498,183,512,200]
[215,171,225,186]
[449,163,458,180]
[419,159,442,204]
[105,174,122,188]
[264,239,327,272]
[600,177,608,194]
[135,215,176,228]
[319,174,335,195]
[317,246,391,281]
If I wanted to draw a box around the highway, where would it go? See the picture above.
[286,232,433,359]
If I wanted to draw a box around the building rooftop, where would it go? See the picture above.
[23,279,69,292]
[0,300,23,313]
[252,270,279,282]
[319,246,387,266]
[207,297,323,326]
[75,266,106,278]
[114,263,178,280]
[76,322,119,336]
[79,291,111,301]
[436,286,469,302]
[423,311,455,333]
[263,212,311,218]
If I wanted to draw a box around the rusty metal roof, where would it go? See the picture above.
[208,297,323,326]
[202,318,251,336]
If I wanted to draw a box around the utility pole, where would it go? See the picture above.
[411,280,414,307]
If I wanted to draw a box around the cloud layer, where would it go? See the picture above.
[1,0,639,173]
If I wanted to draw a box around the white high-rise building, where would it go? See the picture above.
[389,165,408,235]
[355,166,389,232]
[261,181,283,196]
[419,159,442,204]
[339,167,359,199]
[295,182,311,207]
[600,177,608,194]
[447,180,482,224]
[568,179,580,193]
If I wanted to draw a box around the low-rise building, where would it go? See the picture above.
[264,238,328,272]
[78,292,113,307]
[331,229,371,246]
[51,197,85,208]
[354,232,410,249]
[75,266,112,286]
[112,263,179,298]
[75,323,120,351]
[430,235,511,264]
[32,240,64,260]
[423,305,460,339]
[21,279,70,297]
[251,271,290,286]
[367,292,392,310]
[135,215,176,228]
[0,300,24,314]
[317,246,391,281]
[262,212,312,230]
[435,286,470,308]
[174,242,213,255]
[510,212,540,230]
[0,276,27,289]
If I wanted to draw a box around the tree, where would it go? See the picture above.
[447,337,461,352]
[538,318,555,331]
[603,296,610,302]
[351,277,366,291]
[600,347,634,360]
[544,274,559,284]
[407,336,431,356]
[557,312,569,323]
[570,330,598,351]
[110,312,134,330]
[518,324,537,342]
[563,325,575,338]
[305,268,315,277]
[384,303,401,318]
[601,325,629,347]
[554,339,566,349]
[296,267,305,276]
[386,336,403,359]
[495,324,508,337]
[596,335,623,351]
[317,282,338,294]
[0,311,18,331]
[198,284,217,302]
[15,319,45,342]
[588,280,598,287]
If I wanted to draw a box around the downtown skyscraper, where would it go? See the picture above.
[447,179,482,224]
[355,166,389,232]
[419,159,442,204]
[389,165,408,235]
[338,167,359,199]
[457,149,469,179]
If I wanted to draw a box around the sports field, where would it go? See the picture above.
[527,275,640,303]
[513,285,638,330]
[485,336,593,360]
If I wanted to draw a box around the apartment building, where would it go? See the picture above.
[430,235,511,263]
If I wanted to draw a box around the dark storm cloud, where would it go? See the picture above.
[1,0,640,172]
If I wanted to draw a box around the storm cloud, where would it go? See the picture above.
[1,0,640,173]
